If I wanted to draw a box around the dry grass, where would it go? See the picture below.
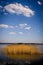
[2,44,41,54]
[1,44,43,62]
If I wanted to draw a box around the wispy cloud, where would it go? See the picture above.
[0,24,9,28]
[19,23,27,28]
[4,3,34,17]
[19,23,31,30]
[0,5,3,9]
[25,26,31,30]
[15,26,18,28]
[0,23,31,31]
[37,1,42,5]
[9,32,16,34]
[9,26,14,28]
[4,12,8,15]
[19,32,23,35]
[0,24,14,28]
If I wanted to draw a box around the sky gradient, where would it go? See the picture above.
[0,0,43,43]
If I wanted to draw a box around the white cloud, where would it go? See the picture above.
[0,24,14,28]
[0,24,8,28]
[9,32,16,34]
[19,32,23,35]
[4,3,34,17]
[9,32,23,35]
[37,1,42,5]
[19,23,31,30]
[19,23,27,28]
[25,26,31,30]
[0,24,31,30]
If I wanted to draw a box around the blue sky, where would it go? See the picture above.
[0,0,43,43]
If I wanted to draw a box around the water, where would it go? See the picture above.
[0,43,43,64]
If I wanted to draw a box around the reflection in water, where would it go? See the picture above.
[0,44,43,65]
[6,54,43,61]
